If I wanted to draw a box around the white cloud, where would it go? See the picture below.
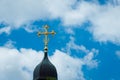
[62,1,97,26]
[62,0,120,45]
[89,5,120,45]
[108,0,120,6]
[65,36,99,55]
[0,26,11,34]
[1,0,120,45]
[0,46,98,80]
[3,40,16,48]
[83,52,98,69]
[51,50,85,80]
[0,0,100,34]
[60,0,120,45]
[0,47,43,80]
[64,36,99,69]
[0,0,76,34]
[66,36,89,54]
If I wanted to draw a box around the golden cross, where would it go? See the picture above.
[37,25,56,52]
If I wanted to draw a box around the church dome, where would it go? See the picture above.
[33,52,58,80]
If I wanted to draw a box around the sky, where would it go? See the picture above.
[0,0,120,80]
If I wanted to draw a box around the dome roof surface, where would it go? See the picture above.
[33,52,57,80]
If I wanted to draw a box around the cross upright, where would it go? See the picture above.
[37,25,56,52]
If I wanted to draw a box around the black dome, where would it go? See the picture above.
[33,52,58,80]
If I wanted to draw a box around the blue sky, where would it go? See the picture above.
[0,0,120,80]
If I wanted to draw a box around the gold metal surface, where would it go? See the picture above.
[37,25,56,52]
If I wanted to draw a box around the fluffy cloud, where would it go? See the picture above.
[0,47,43,80]
[89,5,120,45]
[62,1,120,45]
[3,40,16,48]
[1,0,120,45]
[51,50,85,80]
[0,45,98,80]
[0,0,76,34]
[65,36,99,55]
[0,0,103,33]
[62,1,98,27]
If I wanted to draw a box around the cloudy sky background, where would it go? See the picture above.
[0,0,120,80]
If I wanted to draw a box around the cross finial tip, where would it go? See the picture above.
[37,31,41,37]
[44,25,49,29]
[37,25,56,52]
[51,30,56,35]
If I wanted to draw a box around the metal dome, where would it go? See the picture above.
[33,52,58,80]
